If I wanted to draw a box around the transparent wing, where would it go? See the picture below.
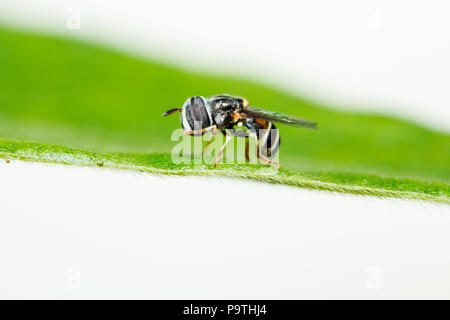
[242,106,317,129]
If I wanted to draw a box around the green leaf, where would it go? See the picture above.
[0,26,449,203]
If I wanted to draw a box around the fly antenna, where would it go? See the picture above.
[162,108,181,117]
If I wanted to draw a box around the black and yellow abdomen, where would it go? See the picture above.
[244,118,280,159]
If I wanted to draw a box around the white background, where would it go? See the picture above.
[0,1,449,299]
[0,162,449,299]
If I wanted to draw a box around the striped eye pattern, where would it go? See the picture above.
[181,96,212,132]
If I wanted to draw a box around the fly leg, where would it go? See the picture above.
[258,153,281,169]
[184,125,217,136]
[245,139,250,162]
[202,125,220,159]
[250,133,280,168]
[202,139,214,156]
[213,134,231,167]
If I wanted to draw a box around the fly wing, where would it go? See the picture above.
[242,106,317,129]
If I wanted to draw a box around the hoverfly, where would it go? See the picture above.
[162,94,317,167]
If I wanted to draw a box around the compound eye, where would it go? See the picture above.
[183,96,211,131]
